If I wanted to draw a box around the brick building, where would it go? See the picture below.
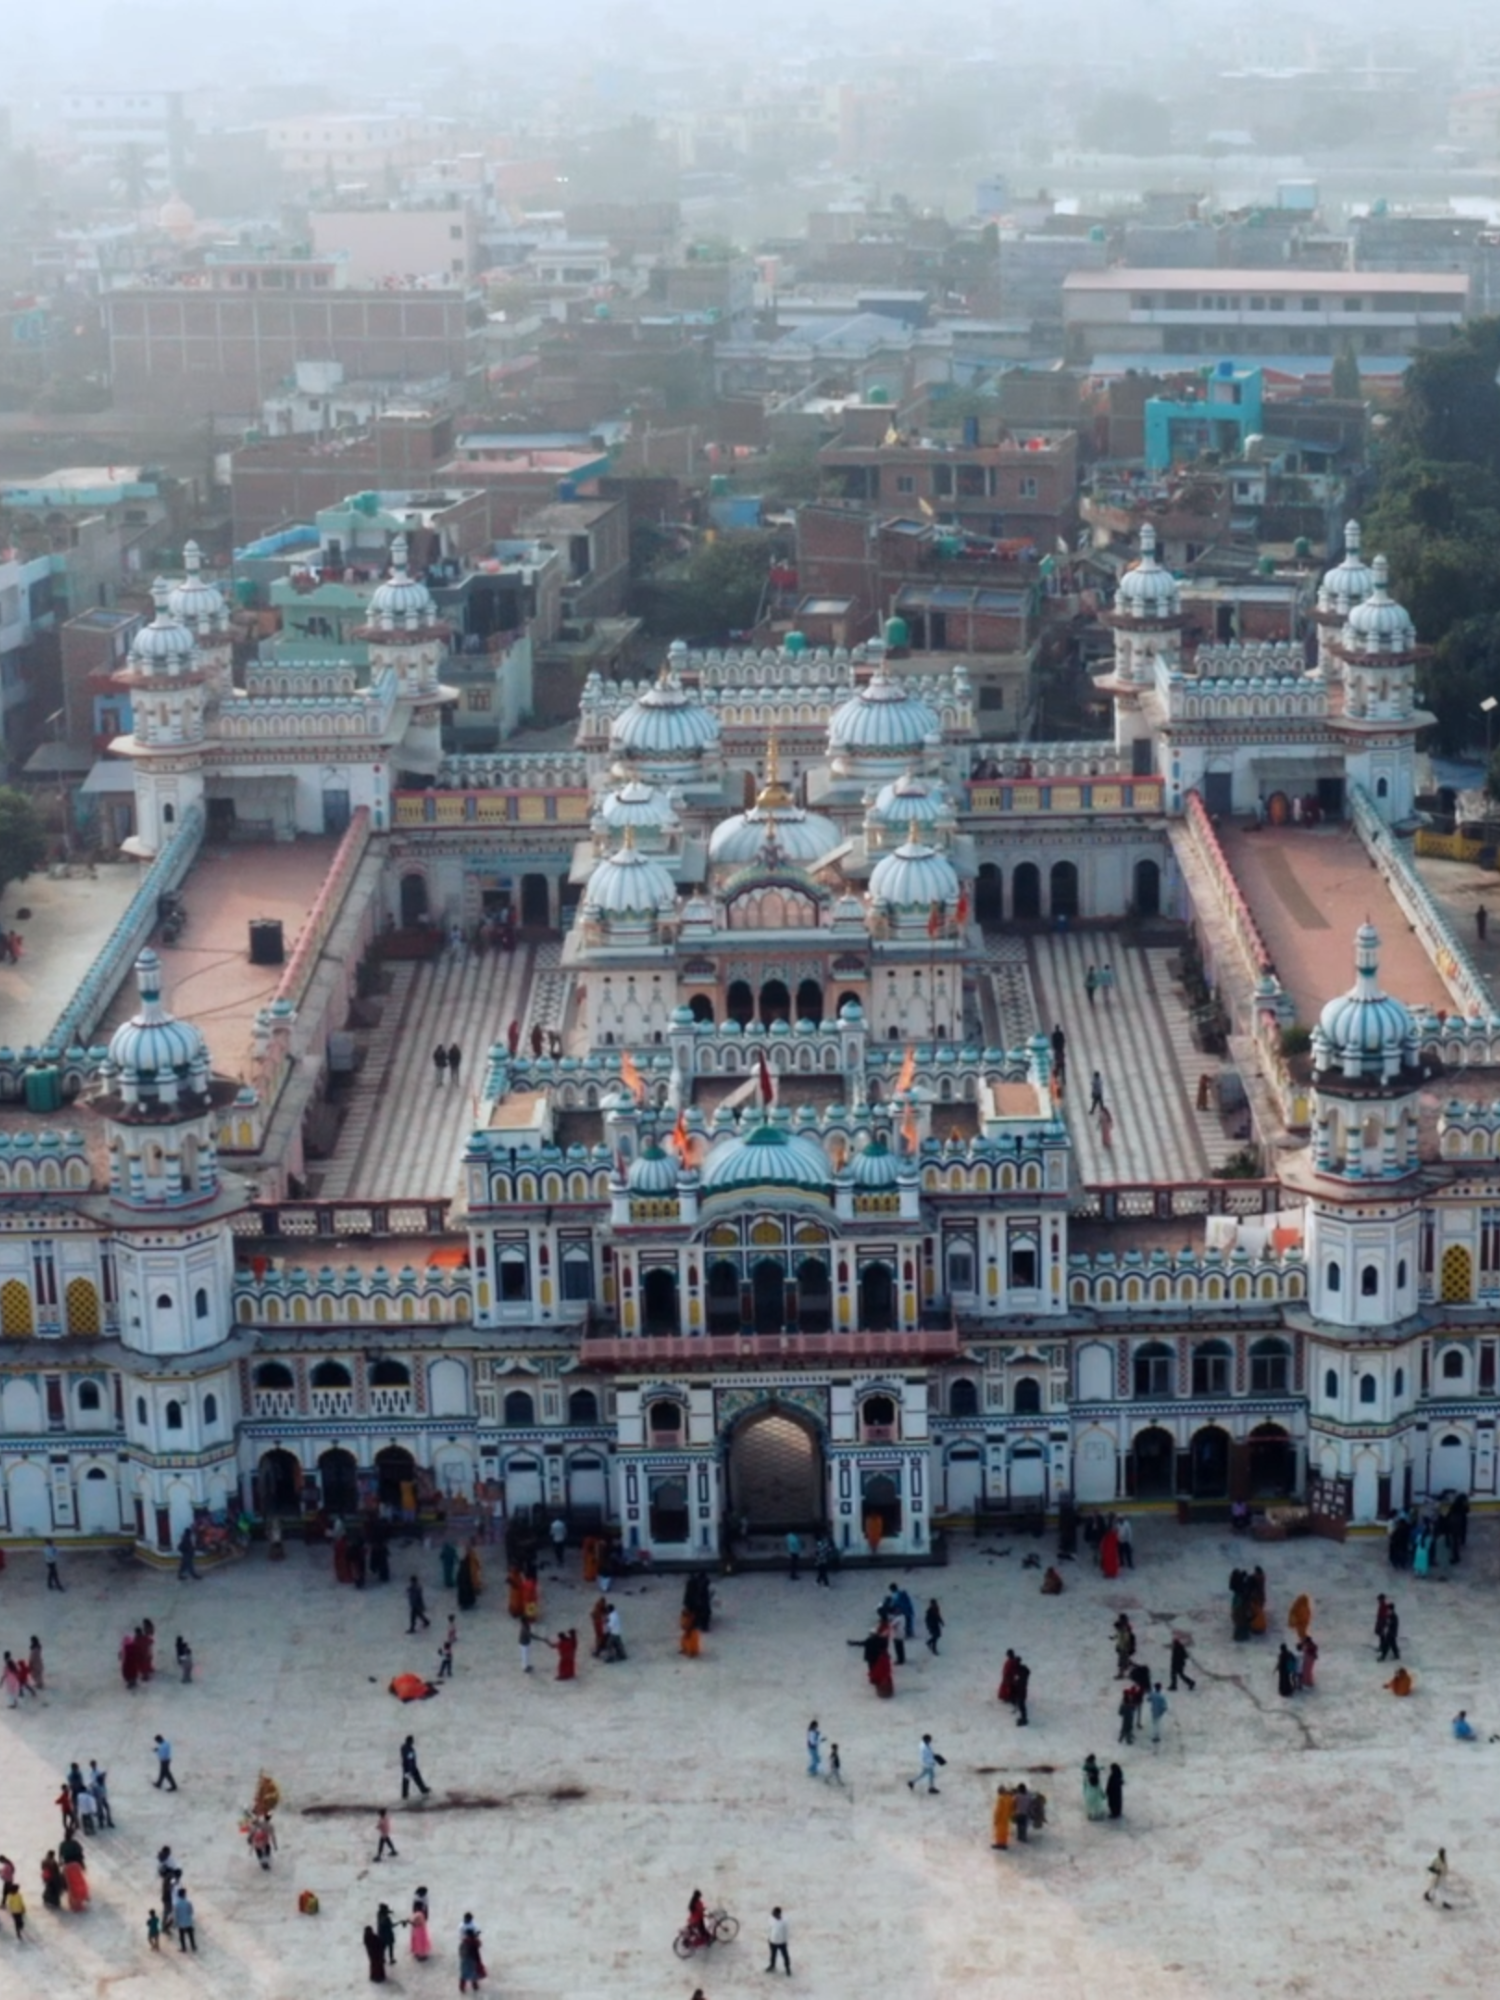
[818,412,1078,548]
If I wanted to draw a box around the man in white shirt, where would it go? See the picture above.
[1117,1515,1134,1570]
[765,1906,791,1975]
[907,1733,943,1794]
[550,1518,567,1569]
[604,1604,626,1662]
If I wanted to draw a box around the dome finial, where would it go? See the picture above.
[389,533,409,577]
[621,821,636,851]
[136,947,164,1012]
[1370,554,1389,596]
[150,576,172,618]
[1344,518,1361,555]
[183,539,202,576]
[756,731,792,810]
[1140,522,1158,560]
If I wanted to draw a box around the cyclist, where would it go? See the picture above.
[686,1888,711,1948]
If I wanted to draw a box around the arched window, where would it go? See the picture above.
[369,1359,411,1386]
[255,1361,295,1389]
[503,1388,535,1426]
[1359,1373,1377,1405]
[1249,1338,1290,1393]
[165,1399,183,1430]
[1013,1376,1043,1415]
[194,1287,209,1318]
[1394,1367,1405,1397]
[561,1247,593,1303]
[1323,1369,1338,1400]
[498,1249,530,1304]
[1396,1258,1408,1288]
[1442,1348,1465,1380]
[568,1387,600,1424]
[155,1292,173,1311]
[1191,1339,1232,1395]
[948,1377,979,1417]
[861,1393,898,1440]
[135,1395,147,1426]
[648,1399,683,1437]
[1133,1341,1174,1398]
[1361,1265,1379,1297]
[310,1360,352,1388]
[78,1380,101,1412]
[203,1393,218,1425]
[1325,1261,1341,1294]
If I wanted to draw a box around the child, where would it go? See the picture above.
[825,1742,843,1787]
[5,1885,24,1941]
[374,1808,398,1863]
[146,1907,161,1950]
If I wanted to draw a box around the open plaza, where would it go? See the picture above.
[3,1520,1500,1998]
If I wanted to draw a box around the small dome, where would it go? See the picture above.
[700,1122,831,1195]
[1313,923,1419,1084]
[166,541,227,630]
[582,834,677,918]
[1342,556,1416,655]
[1115,524,1180,619]
[158,192,197,240]
[869,832,961,910]
[610,664,720,758]
[850,1135,899,1187]
[1318,519,1375,619]
[367,535,437,626]
[627,1144,679,1193]
[598,780,676,832]
[828,670,941,754]
[105,950,210,1103]
[869,771,950,830]
[128,581,197,670]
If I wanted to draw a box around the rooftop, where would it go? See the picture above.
[1064,268,1470,295]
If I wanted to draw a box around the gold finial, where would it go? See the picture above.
[756,730,793,811]
[622,823,637,851]
[907,817,923,847]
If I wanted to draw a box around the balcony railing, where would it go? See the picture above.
[309,1387,355,1418]
[580,1327,961,1370]
[252,1389,298,1419]
[368,1387,414,1417]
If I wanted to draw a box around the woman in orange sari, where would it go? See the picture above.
[679,1609,701,1658]
[581,1536,600,1585]
[1288,1593,1312,1642]
[991,1786,1015,1851]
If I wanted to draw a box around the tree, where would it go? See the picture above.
[0,787,46,899]
[631,532,778,640]
[1331,338,1362,403]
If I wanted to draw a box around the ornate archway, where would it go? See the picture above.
[728,1405,823,1531]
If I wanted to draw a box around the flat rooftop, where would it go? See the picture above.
[1063,268,1470,295]
[0,864,142,1052]
[1221,823,1451,1026]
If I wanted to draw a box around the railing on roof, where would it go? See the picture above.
[392,788,591,829]
[233,1198,455,1239]
[272,807,373,1015]
[578,1327,962,1369]
[964,776,1163,816]
[1070,1180,1300,1222]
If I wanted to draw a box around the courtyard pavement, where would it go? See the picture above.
[2,1520,1498,1997]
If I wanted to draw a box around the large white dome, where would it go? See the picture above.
[828,670,941,755]
[1313,924,1419,1084]
[598,780,677,833]
[869,833,960,910]
[105,950,210,1108]
[1342,556,1416,655]
[701,1122,831,1195]
[128,583,197,672]
[166,541,228,631]
[582,837,678,918]
[1115,524,1181,620]
[367,534,438,626]
[610,666,720,759]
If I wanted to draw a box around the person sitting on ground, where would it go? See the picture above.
[1385,1666,1414,1697]
[1041,1565,1064,1595]
[1453,1710,1478,1740]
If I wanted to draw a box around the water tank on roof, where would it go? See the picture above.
[710,473,731,496]
[868,387,890,404]
[1089,225,1106,242]
[1216,359,1235,378]
[23,1065,61,1113]
[356,492,380,515]
[884,616,910,650]
[784,631,807,655]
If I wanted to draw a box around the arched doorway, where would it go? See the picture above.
[520,873,551,928]
[861,1469,902,1538]
[975,862,1002,924]
[796,1257,831,1333]
[77,1465,118,1535]
[1012,862,1041,920]
[795,977,823,1024]
[318,1447,358,1516]
[707,1259,741,1334]
[1430,1430,1471,1496]
[1050,859,1079,920]
[1131,1425,1175,1499]
[1009,1442,1047,1505]
[945,1444,983,1514]
[400,872,429,926]
[859,1261,894,1332]
[689,994,714,1024]
[648,1475,690,1544]
[727,980,754,1028]
[729,1405,823,1530]
[1190,1425,1229,1499]
[1248,1423,1295,1499]
[759,978,790,1027]
[642,1267,679,1335]
[751,1258,785,1333]
[375,1444,417,1509]
[1134,857,1161,918]
[258,1448,302,1514]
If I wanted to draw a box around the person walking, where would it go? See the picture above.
[1168,1635,1196,1691]
[177,1528,200,1581]
[1425,1848,1452,1909]
[1118,1685,1138,1746]
[815,1537,833,1587]
[1089,1069,1105,1114]
[373,1808,398,1863]
[457,1915,484,1993]
[1117,1515,1134,1570]
[925,1598,944,1655]
[785,1530,802,1580]
[765,1906,792,1976]
[825,1742,843,1787]
[172,1885,196,1951]
[432,1045,449,1086]
[43,1541,63,1591]
[437,1633,454,1681]
[806,1721,823,1778]
[908,1733,945,1794]
[603,1603,626,1661]
[5,1882,25,1943]
[88,1764,112,1829]
[27,1637,44,1693]
[1012,1656,1031,1727]
[1082,1753,1107,1821]
[1378,1602,1401,1662]
[250,1819,276,1871]
[400,1735,430,1800]
[406,1576,430,1634]
[176,1636,193,1684]
[153,1736,178,1791]
[409,1888,431,1962]
[1148,1684,1168,1746]
[991,1784,1015,1851]
[376,1902,397,1967]
[1085,965,1098,1008]
[1050,1023,1066,1082]
[447,1043,462,1085]
[517,1615,534,1675]
[549,1516,567,1569]
[1105,1762,1125,1821]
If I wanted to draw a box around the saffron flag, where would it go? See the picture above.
[927,900,945,940]
[670,1108,691,1164]
[955,885,971,927]
[619,1051,645,1102]
[902,1102,920,1154]
[758,1050,775,1107]
[895,1045,916,1095]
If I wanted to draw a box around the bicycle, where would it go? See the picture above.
[672,1908,739,1958]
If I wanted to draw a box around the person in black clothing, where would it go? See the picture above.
[1378,1603,1401,1662]
[1168,1635,1196,1691]
[376,1902,397,1966]
[1012,1657,1031,1726]
[400,1736,430,1800]
[406,1576,430,1634]
[1105,1763,1125,1820]
[447,1043,462,1083]
[432,1045,449,1085]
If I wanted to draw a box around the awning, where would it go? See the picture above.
[81,760,136,794]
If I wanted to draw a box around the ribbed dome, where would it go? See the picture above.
[700,1122,831,1195]
[367,535,437,625]
[869,772,950,830]
[1312,924,1419,1084]
[628,1143,679,1193]
[610,668,721,758]
[1115,524,1181,619]
[710,803,840,867]
[828,670,940,753]
[1342,556,1415,655]
[869,833,960,910]
[598,780,676,832]
[166,541,227,629]
[1318,519,1375,617]
[850,1135,900,1187]
[106,950,210,1106]
[128,582,197,670]
[582,835,677,917]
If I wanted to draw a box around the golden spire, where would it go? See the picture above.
[622,823,637,851]
[755,731,793,811]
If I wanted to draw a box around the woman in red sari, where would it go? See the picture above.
[998,1648,1018,1705]
[544,1629,578,1681]
[120,1631,140,1691]
[1099,1524,1121,1580]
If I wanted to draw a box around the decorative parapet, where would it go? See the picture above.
[393,788,591,830]
[271,808,372,1017]
[233,1260,473,1326]
[1181,790,1276,985]
[1067,1243,1306,1309]
[437,750,590,790]
[964,776,1163,816]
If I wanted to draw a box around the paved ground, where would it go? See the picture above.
[5,1521,1500,1998]
[1219,824,1450,1028]
[1032,935,1236,1184]
[1413,851,1500,1009]
[0,865,140,1050]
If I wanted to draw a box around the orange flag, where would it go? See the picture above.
[902,1102,920,1154]
[619,1051,645,1102]
[895,1045,916,1094]
[670,1108,691,1163]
